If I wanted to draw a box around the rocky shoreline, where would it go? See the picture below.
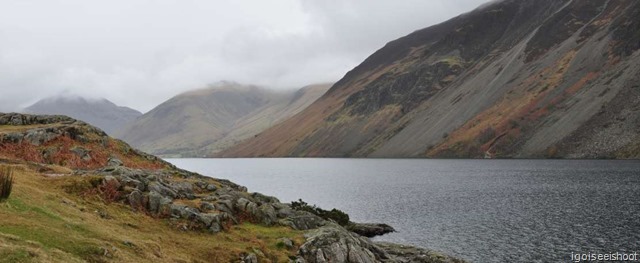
[84,162,464,263]
[0,113,465,263]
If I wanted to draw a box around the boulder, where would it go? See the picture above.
[70,146,91,161]
[277,210,326,231]
[199,202,216,211]
[242,253,258,263]
[277,238,295,249]
[375,242,466,263]
[127,190,146,210]
[148,191,172,215]
[347,223,395,238]
[171,181,195,200]
[148,182,178,199]
[107,157,124,167]
[258,204,278,225]
[297,224,388,263]
[206,184,217,192]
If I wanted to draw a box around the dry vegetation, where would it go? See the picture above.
[0,164,304,263]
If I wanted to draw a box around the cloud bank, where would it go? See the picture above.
[0,0,488,112]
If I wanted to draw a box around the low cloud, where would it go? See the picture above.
[0,0,488,113]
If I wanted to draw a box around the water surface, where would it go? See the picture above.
[167,158,640,262]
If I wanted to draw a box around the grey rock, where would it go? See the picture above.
[103,176,121,189]
[148,191,172,215]
[277,238,295,249]
[297,224,386,263]
[236,198,252,211]
[127,190,146,210]
[120,176,145,192]
[347,223,395,238]
[279,211,326,230]
[200,202,216,211]
[194,181,208,189]
[171,181,195,200]
[216,200,234,214]
[375,242,466,263]
[70,146,91,161]
[258,204,278,225]
[206,184,217,192]
[251,192,279,204]
[3,133,24,143]
[148,182,178,199]
[201,195,217,202]
[243,253,258,263]
[107,157,124,167]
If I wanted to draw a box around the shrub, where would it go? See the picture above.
[0,166,14,201]
[291,199,350,226]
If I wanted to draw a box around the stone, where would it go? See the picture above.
[128,190,146,210]
[148,191,172,215]
[201,195,216,202]
[103,176,121,189]
[171,181,195,199]
[206,184,217,192]
[297,224,386,263]
[258,204,277,225]
[347,223,396,238]
[251,192,280,204]
[277,238,294,249]
[200,202,215,211]
[148,182,178,199]
[107,157,124,167]
[70,146,91,161]
[243,253,258,263]
[279,211,325,230]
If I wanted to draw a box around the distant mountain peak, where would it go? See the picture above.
[24,95,142,135]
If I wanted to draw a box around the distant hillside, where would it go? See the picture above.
[24,96,141,135]
[220,0,640,159]
[115,83,330,157]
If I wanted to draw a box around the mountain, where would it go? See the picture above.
[220,0,640,159]
[115,83,331,157]
[0,113,460,262]
[24,96,142,135]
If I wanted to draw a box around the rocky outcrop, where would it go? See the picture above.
[347,223,395,238]
[0,113,167,170]
[0,113,465,263]
[80,162,464,263]
[375,243,465,263]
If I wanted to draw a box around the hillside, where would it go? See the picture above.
[115,83,330,157]
[24,96,142,136]
[220,0,640,159]
[0,113,462,263]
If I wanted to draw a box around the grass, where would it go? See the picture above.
[0,164,304,262]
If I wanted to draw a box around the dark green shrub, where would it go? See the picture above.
[291,199,350,226]
[0,166,14,201]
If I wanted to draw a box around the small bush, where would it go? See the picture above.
[0,166,14,201]
[291,199,350,226]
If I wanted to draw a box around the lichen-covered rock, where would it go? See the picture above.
[375,242,466,263]
[297,224,388,263]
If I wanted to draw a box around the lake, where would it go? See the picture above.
[166,158,640,263]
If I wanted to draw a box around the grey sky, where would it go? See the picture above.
[0,0,488,113]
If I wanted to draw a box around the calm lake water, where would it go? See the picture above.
[166,158,640,263]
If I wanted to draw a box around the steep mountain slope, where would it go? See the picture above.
[24,96,141,135]
[220,0,640,159]
[115,83,330,157]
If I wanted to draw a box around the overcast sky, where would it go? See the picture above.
[0,0,488,113]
